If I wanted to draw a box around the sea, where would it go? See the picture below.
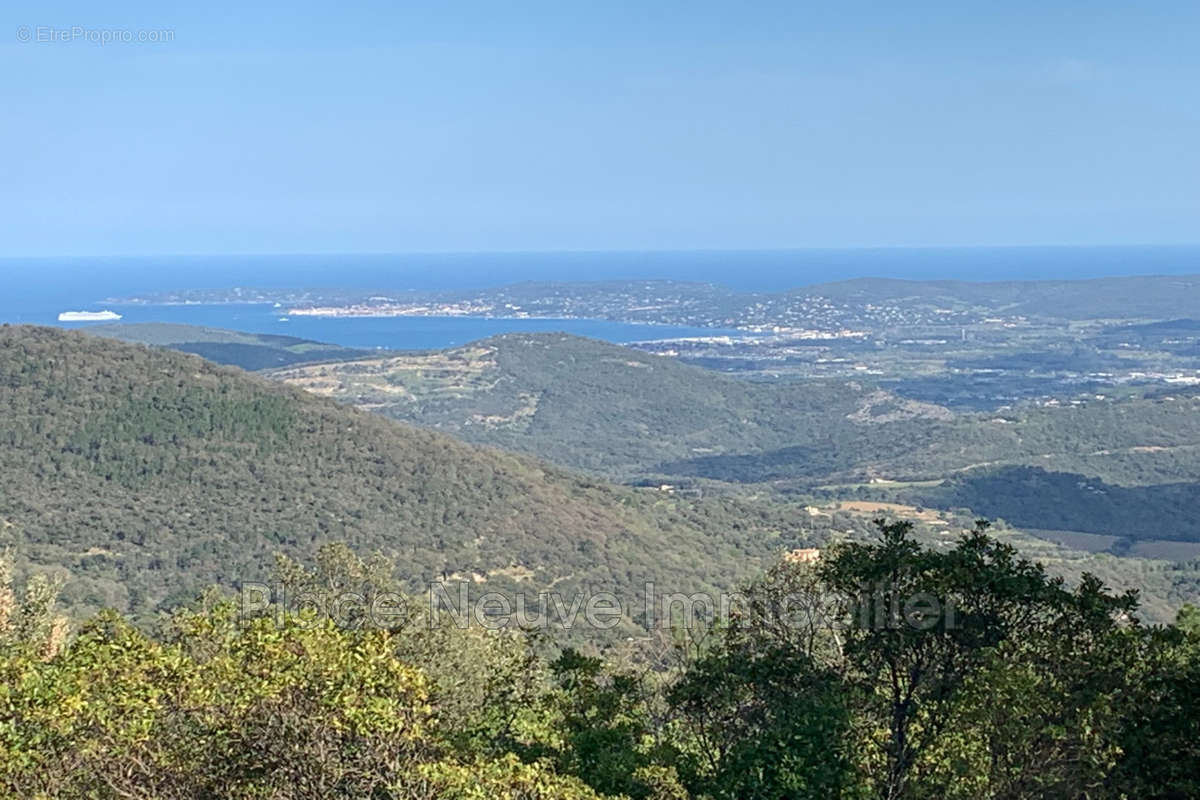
[3,246,1198,351]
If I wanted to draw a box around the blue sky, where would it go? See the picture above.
[2,1,1198,256]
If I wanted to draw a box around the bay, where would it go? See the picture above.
[43,303,740,351]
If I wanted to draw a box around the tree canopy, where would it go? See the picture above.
[2,520,1197,799]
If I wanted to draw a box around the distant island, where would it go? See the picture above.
[57,310,122,322]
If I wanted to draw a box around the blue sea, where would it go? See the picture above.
[56,305,738,351]
[3,246,1198,350]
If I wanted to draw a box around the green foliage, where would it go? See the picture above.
[667,563,858,799]
[280,332,1200,563]
[665,519,1197,800]
[0,326,799,625]
[537,649,663,799]
[0,553,68,660]
[914,576,1141,798]
[4,326,1200,797]
[2,524,1200,799]
[1105,624,1200,799]
[817,520,1141,799]
[0,599,620,800]
[912,465,1200,542]
[265,542,552,760]
[417,753,612,800]
[0,606,433,798]
[1176,602,1200,634]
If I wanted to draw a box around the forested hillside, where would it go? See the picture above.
[269,333,1200,485]
[266,333,1200,542]
[8,324,1200,630]
[0,326,800,621]
[4,327,1200,798]
[908,466,1200,541]
[3,522,1199,799]
[266,333,951,478]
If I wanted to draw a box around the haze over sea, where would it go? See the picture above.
[4,246,1199,350]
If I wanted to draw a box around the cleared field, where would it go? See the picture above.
[267,346,499,406]
[836,501,946,524]
[1024,529,1122,554]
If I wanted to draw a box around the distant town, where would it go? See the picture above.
[109,276,1200,410]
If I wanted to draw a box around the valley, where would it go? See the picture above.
[5,322,1200,624]
[19,272,1199,629]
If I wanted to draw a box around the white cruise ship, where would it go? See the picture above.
[57,310,123,322]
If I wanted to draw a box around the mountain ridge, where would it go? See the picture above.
[0,325,797,622]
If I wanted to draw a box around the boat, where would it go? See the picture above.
[57,310,122,322]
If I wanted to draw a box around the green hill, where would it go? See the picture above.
[265,333,1200,544]
[904,466,1200,542]
[265,332,951,479]
[3,326,1200,626]
[85,322,372,370]
[0,326,802,622]
[266,333,1200,485]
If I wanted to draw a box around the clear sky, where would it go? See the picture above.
[3,1,1198,256]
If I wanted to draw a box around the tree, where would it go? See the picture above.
[667,560,859,799]
[1106,619,1200,799]
[919,573,1140,798]
[540,648,682,799]
[1,603,436,799]
[0,553,69,660]
[817,519,1134,800]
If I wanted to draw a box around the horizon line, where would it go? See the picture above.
[4,242,1200,261]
